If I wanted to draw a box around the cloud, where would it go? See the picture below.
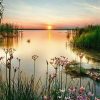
[3,0,100,27]
[83,3,100,11]
[76,2,100,12]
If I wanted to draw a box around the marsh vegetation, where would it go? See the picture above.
[73,25,100,51]
[0,23,18,38]
[0,50,100,100]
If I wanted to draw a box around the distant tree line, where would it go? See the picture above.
[73,25,100,51]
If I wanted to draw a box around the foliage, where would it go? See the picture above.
[0,55,100,100]
[0,23,18,37]
[73,25,100,51]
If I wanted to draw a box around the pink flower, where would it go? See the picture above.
[68,86,76,93]
[80,86,85,90]
[95,97,100,100]
[43,96,48,100]
[77,95,86,100]
[87,92,94,97]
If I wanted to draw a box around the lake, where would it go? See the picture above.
[0,30,100,96]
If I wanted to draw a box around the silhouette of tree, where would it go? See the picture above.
[0,0,4,24]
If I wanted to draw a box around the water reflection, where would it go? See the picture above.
[48,30,52,41]
[0,30,100,72]
[0,30,100,96]
[0,32,22,48]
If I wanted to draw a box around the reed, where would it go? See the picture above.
[0,53,100,100]
[73,25,100,51]
[0,23,18,37]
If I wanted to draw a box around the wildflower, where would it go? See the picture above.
[80,86,85,90]
[65,96,71,100]
[32,55,38,61]
[58,96,62,99]
[79,86,85,94]
[53,73,56,77]
[59,89,65,93]
[68,86,76,93]
[95,97,100,100]
[77,95,86,100]
[51,73,56,79]
[87,91,94,97]
[43,95,48,100]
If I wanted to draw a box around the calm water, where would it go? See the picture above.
[0,30,100,96]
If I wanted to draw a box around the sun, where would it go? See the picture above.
[47,25,52,30]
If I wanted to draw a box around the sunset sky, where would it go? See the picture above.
[3,0,100,28]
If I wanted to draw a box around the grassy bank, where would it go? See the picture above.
[0,23,18,37]
[73,25,100,51]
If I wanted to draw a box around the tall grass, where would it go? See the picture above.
[0,23,18,37]
[73,25,100,51]
[0,54,99,100]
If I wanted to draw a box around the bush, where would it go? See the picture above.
[73,25,100,51]
[0,23,18,37]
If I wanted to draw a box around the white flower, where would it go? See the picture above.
[59,89,65,93]
[95,97,100,100]
[43,95,47,100]
[58,96,62,99]
[65,96,71,100]
[87,91,94,97]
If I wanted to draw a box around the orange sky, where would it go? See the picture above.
[2,0,100,28]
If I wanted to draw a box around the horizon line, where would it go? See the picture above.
[17,28,77,30]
